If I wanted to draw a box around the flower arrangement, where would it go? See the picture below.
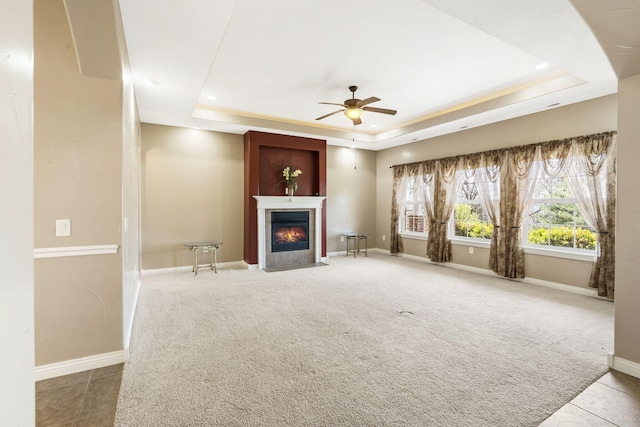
[281,166,302,194]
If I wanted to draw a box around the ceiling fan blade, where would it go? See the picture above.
[357,97,380,107]
[363,106,397,115]
[352,117,362,125]
[318,102,346,107]
[316,109,345,120]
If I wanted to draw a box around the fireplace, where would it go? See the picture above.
[253,196,325,269]
[271,211,309,253]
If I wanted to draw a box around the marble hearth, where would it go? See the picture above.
[254,196,326,270]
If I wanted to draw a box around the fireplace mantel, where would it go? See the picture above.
[253,196,326,269]
[254,196,326,209]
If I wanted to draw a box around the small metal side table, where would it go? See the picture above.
[184,242,223,275]
[344,233,368,258]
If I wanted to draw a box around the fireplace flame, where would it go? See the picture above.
[275,226,307,244]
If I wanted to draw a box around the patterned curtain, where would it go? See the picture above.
[389,131,617,297]
[390,165,406,254]
[565,133,616,299]
[427,157,461,262]
[475,151,504,274]
[500,146,541,278]
[418,161,436,252]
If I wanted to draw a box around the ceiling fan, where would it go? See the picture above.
[315,85,397,125]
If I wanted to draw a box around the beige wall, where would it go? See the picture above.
[615,74,640,364]
[376,94,618,290]
[140,131,379,267]
[34,0,123,365]
[326,146,377,253]
[0,0,35,422]
[141,124,245,269]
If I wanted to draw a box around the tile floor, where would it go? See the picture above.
[541,370,640,426]
[36,364,123,426]
[36,365,640,426]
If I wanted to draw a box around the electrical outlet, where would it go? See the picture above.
[56,219,71,237]
[382,235,386,241]
[340,235,344,242]
[468,247,474,255]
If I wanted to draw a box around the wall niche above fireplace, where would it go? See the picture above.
[259,146,319,196]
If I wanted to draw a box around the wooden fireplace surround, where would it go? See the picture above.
[243,130,327,265]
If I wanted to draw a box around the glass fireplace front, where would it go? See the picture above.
[271,211,309,253]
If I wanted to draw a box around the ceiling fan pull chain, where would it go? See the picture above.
[353,125,357,170]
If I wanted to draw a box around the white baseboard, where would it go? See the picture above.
[370,248,390,255]
[391,251,598,298]
[141,260,246,276]
[35,350,127,381]
[327,248,383,258]
[523,277,597,297]
[608,353,640,379]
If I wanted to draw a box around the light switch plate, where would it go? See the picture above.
[56,219,71,237]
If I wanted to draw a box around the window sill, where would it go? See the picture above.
[450,238,595,261]
[523,246,595,262]
[399,233,427,241]
[402,235,595,262]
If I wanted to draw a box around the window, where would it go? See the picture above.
[400,176,429,236]
[525,177,596,251]
[452,175,493,241]
[403,203,426,233]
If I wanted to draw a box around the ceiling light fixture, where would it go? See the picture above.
[536,62,549,70]
[316,86,397,126]
[344,107,363,121]
[206,95,216,101]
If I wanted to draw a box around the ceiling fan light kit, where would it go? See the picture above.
[344,108,363,120]
[316,85,397,125]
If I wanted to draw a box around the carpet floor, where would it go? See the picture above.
[115,253,613,426]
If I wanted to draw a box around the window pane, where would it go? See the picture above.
[403,204,426,233]
[528,204,549,226]
[527,202,598,250]
[576,226,597,250]
[575,208,589,226]
[550,203,575,226]
[528,225,550,246]
[454,203,492,239]
[454,204,471,237]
